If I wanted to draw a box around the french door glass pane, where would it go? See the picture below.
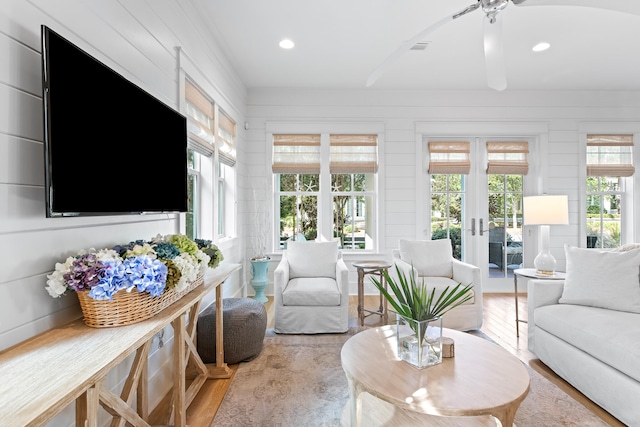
[488,175,523,277]
[430,174,463,260]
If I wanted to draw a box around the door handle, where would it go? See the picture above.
[479,218,490,236]
[471,218,476,236]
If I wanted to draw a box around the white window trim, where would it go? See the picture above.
[266,122,385,255]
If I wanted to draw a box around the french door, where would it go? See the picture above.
[419,124,543,292]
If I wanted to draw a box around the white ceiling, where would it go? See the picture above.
[193,0,640,91]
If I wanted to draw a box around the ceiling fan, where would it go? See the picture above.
[366,0,640,91]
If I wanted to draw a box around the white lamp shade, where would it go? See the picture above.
[523,195,569,225]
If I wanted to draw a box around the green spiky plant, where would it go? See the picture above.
[370,264,474,345]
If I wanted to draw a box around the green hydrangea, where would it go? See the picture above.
[168,234,198,257]
[203,246,224,268]
[162,259,182,290]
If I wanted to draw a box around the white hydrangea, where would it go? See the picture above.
[172,252,199,292]
[194,249,211,275]
[94,248,120,262]
[125,243,157,259]
[45,256,75,298]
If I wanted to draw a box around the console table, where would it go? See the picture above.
[0,262,240,427]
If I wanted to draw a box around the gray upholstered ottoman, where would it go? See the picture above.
[197,297,267,364]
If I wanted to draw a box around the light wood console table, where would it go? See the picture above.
[0,262,240,427]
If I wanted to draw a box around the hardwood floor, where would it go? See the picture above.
[151,293,625,427]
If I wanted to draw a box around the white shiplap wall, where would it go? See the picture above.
[0,1,246,425]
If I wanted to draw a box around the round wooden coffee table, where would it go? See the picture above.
[341,326,530,427]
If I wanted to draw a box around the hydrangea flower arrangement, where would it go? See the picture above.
[46,234,223,301]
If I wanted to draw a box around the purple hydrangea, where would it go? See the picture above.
[63,253,106,292]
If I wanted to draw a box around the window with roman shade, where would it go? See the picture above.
[428,141,471,174]
[185,79,215,157]
[272,134,321,174]
[329,134,378,173]
[486,141,529,175]
[586,134,635,177]
[217,109,236,166]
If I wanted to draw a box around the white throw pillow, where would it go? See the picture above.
[286,241,338,279]
[560,244,640,313]
[398,239,453,278]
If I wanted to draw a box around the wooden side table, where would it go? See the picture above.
[353,261,392,326]
[513,268,566,337]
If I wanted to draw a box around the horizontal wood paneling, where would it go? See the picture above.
[0,135,43,185]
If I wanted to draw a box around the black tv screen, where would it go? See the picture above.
[41,25,188,217]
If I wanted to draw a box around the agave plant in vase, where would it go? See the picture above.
[370,265,473,369]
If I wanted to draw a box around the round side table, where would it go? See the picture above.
[352,261,392,326]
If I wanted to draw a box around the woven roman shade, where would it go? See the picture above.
[427,141,471,174]
[486,141,529,175]
[217,109,236,166]
[587,134,635,177]
[272,134,321,174]
[185,79,215,156]
[329,134,378,174]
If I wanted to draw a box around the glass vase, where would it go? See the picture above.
[396,315,443,369]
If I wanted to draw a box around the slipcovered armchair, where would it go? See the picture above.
[391,238,483,331]
[274,241,349,334]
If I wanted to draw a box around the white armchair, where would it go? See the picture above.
[392,238,483,331]
[274,241,349,334]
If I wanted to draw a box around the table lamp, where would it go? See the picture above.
[522,195,569,276]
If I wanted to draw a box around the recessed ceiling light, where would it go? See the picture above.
[279,39,295,49]
[532,42,550,52]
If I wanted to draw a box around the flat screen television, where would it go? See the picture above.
[41,25,188,217]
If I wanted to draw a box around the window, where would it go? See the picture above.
[186,150,200,240]
[585,134,634,248]
[273,133,378,251]
[330,134,377,250]
[486,141,527,275]
[273,134,321,247]
[183,78,237,241]
[216,109,236,238]
[428,141,470,259]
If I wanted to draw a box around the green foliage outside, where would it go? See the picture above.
[278,173,367,248]
[431,226,462,260]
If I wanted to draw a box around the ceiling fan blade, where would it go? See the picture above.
[512,0,640,17]
[483,15,507,91]
[366,3,480,87]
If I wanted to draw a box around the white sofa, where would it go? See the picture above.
[527,245,640,427]
[392,238,483,331]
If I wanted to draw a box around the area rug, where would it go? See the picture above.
[212,328,609,426]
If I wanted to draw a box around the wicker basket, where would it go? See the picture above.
[77,275,204,328]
